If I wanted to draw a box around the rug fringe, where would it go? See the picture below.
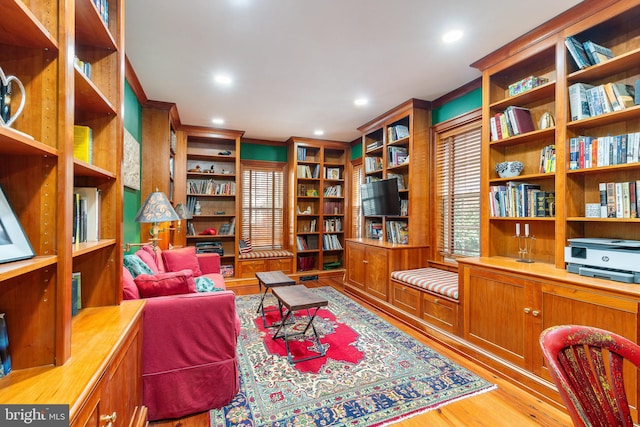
[375,384,498,427]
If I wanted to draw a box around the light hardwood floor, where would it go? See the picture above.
[151,276,572,427]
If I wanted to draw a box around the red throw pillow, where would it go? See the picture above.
[122,267,141,300]
[161,246,202,276]
[134,270,196,298]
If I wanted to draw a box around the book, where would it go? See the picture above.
[599,183,608,218]
[603,83,622,111]
[0,313,10,377]
[565,36,592,70]
[506,106,535,135]
[74,187,101,242]
[615,182,624,218]
[568,83,594,121]
[612,83,636,108]
[622,182,631,218]
[582,40,614,64]
[72,272,82,316]
[630,181,637,218]
[73,125,93,164]
[606,182,616,218]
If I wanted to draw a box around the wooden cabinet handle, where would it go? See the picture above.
[100,412,117,427]
[363,260,368,264]
[523,307,531,314]
[532,310,540,317]
[433,298,440,304]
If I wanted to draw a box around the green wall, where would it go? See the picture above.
[241,142,288,162]
[351,142,362,161]
[432,87,482,125]
[123,80,143,250]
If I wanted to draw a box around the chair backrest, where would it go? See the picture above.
[540,325,640,427]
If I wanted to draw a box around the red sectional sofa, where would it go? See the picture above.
[122,245,240,421]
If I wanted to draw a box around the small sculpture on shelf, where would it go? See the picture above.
[188,165,202,173]
[513,223,535,263]
[0,66,26,128]
[495,160,524,178]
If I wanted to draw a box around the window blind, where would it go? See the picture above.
[241,163,285,250]
[350,161,363,238]
[435,123,481,259]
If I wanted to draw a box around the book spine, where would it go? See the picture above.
[615,182,624,218]
[606,182,616,218]
[0,313,11,377]
[599,183,608,218]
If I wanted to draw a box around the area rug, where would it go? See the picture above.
[210,286,496,426]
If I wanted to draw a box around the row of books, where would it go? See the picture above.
[400,199,408,216]
[73,125,93,164]
[300,219,317,233]
[324,218,342,232]
[74,56,92,80]
[489,182,556,218]
[73,187,101,244]
[323,185,342,197]
[387,173,405,190]
[366,140,383,151]
[93,0,109,25]
[539,144,556,174]
[296,235,319,251]
[569,132,640,170]
[187,179,236,195]
[386,220,409,244]
[297,147,316,162]
[388,124,409,142]
[297,164,321,179]
[218,217,236,235]
[388,146,408,167]
[323,201,342,215]
[366,221,383,239]
[322,234,343,250]
[365,156,383,173]
[598,181,640,219]
[568,82,636,121]
[565,36,614,70]
[489,106,535,141]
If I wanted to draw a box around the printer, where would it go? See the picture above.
[565,237,640,284]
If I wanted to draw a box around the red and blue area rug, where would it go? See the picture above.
[210,286,496,426]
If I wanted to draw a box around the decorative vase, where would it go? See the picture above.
[495,160,524,178]
[0,66,26,128]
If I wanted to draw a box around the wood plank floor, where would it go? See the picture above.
[151,277,572,427]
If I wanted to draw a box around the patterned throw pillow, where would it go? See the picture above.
[123,254,154,278]
[239,238,252,254]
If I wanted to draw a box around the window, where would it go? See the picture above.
[434,112,481,260]
[350,160,363,238]
[241,161,286,250]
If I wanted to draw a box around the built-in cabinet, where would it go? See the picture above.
[358,99,431,247]
[177,126,243,277]
[0,0,144,422]
[289,138,348,272]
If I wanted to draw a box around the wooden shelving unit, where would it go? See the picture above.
[177,126,243,277]
[288,138,349,273]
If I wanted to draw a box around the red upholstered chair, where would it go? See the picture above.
[540,325,640,427]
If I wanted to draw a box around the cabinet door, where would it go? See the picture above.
[365,246,389,301]
[463,266,533,368]
[346,242,366,289]
[534,284,638,412]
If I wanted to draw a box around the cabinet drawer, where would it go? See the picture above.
[237,260,268,278]
[267,258,293,274]
[391,283,420,317]
[421,293,458,334]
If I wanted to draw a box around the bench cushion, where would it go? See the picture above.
[238,250,294,260]
[391,268,459,300]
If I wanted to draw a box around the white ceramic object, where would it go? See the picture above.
[496,160,524,178]
[0,67,26,128]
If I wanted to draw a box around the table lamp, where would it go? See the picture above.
[125,190,179,251]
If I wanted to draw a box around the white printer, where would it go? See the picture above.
[565,237,640,284]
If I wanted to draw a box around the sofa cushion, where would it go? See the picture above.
[237,249,294,260]
[162,246,202,276]
[136,248,160,274]
[134,269,197,298]
[123,267,141,300]
[391,268,459,300]
[141,245,167,273]
[124,254,154,278]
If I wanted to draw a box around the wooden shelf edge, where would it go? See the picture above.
[72,239,117,257]
[0,126,57,157]
[1,0,58,50]
[0,255,57,282]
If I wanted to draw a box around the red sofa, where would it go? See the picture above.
[123,246,240,421]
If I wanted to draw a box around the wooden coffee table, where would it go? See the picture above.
[255,271,296,328]
[271,285,329,364]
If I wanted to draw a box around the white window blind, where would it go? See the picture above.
[436,123,481,259]
[350,161,363,238]
[241,162,285,250]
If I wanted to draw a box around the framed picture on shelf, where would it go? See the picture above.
[0,185,35,264]
[326,168,340,180]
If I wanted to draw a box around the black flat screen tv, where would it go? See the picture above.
[360,178,401,216]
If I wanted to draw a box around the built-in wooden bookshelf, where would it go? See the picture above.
[358,99,431,247]
[177,126,243,277]
[289,138,349,272]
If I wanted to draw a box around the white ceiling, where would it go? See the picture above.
[125,0,582,143]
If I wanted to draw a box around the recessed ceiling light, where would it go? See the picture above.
[314,129,325,136]
[214,74,233,85]
[442,30,463,43]
[354,98,368,106]
[212,117,225,125]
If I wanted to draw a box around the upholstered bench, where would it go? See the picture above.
[237,250,295,278]
[390,267,460,334]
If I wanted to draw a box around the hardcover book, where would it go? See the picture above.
[73,125,93,164]
[582,40,614,64]
[0,313,11,377]
[568,83,594,121]
[565,36,592,70]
